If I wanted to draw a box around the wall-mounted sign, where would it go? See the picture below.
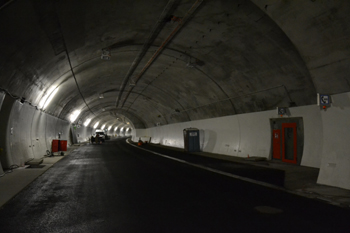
[319,94,330,106]
[277,107,287,116]
[317,93,331,107]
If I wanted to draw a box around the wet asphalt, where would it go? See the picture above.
[139,143,285,187]
[0,138,349,233]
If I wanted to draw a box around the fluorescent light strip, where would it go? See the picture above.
[69,110,81,122]
[84,118,91,127]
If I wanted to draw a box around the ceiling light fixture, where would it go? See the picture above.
[114,126,118,131]
[108,126,112,131]
[39,86,59,109]
[101,124,106,130]
[93,122,99,129]
[69,110,81,123]
[84,118,91,127]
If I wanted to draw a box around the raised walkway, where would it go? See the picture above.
[133,141,350,209]
[0,144,81,208]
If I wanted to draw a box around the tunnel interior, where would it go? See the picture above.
[1,0,350,190]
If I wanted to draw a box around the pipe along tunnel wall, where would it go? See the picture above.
[132,91,350,190]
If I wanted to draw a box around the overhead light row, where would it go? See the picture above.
[66,106,131,133]
[89,121,130,132]
[39,86,132,133]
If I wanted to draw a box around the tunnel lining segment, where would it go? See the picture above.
[116,0,180,108]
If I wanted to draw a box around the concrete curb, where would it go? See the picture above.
[127,139,350,209]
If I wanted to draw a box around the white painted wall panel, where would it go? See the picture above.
[8,102,35,166]
[74,126,94,143]
[237,112,273,158]
[145,116,242,157]
[0,95,72,171]
[141,104,326,167]
[318,92,350,190]
[289,106,323,168]
[6,102,72,166]
[55,118,71,145]
[32,110,70,154]
[132,129,149,142]
[199,117,240,156]
[44,114,59,151]
[31,110,49,157]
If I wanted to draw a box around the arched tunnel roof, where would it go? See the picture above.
[1,0,349,129]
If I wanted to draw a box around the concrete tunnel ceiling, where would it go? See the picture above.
[1,0,349,129]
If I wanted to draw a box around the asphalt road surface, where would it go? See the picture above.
[0,138,349,233]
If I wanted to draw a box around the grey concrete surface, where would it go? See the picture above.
[0,138,349,233]
[1,0,349,127]
[1,139,349,213]
[0,144,81,208]
[136,141,350,208]
[1,0,350,195]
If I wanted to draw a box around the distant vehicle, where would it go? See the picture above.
[91,129,106,143]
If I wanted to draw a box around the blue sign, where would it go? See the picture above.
[320,94,330,106]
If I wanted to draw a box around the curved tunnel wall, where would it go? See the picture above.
[73,125,94,144]
[0,94,71,168]
[0,92,5,175]
[0,90,349,190]
[133,92,350,190]
[0,93,94,169]
[0,0,349,190]
[318,92,350,190]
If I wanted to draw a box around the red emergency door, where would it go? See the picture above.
[272,129,281,159]
[282,123,297,164]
